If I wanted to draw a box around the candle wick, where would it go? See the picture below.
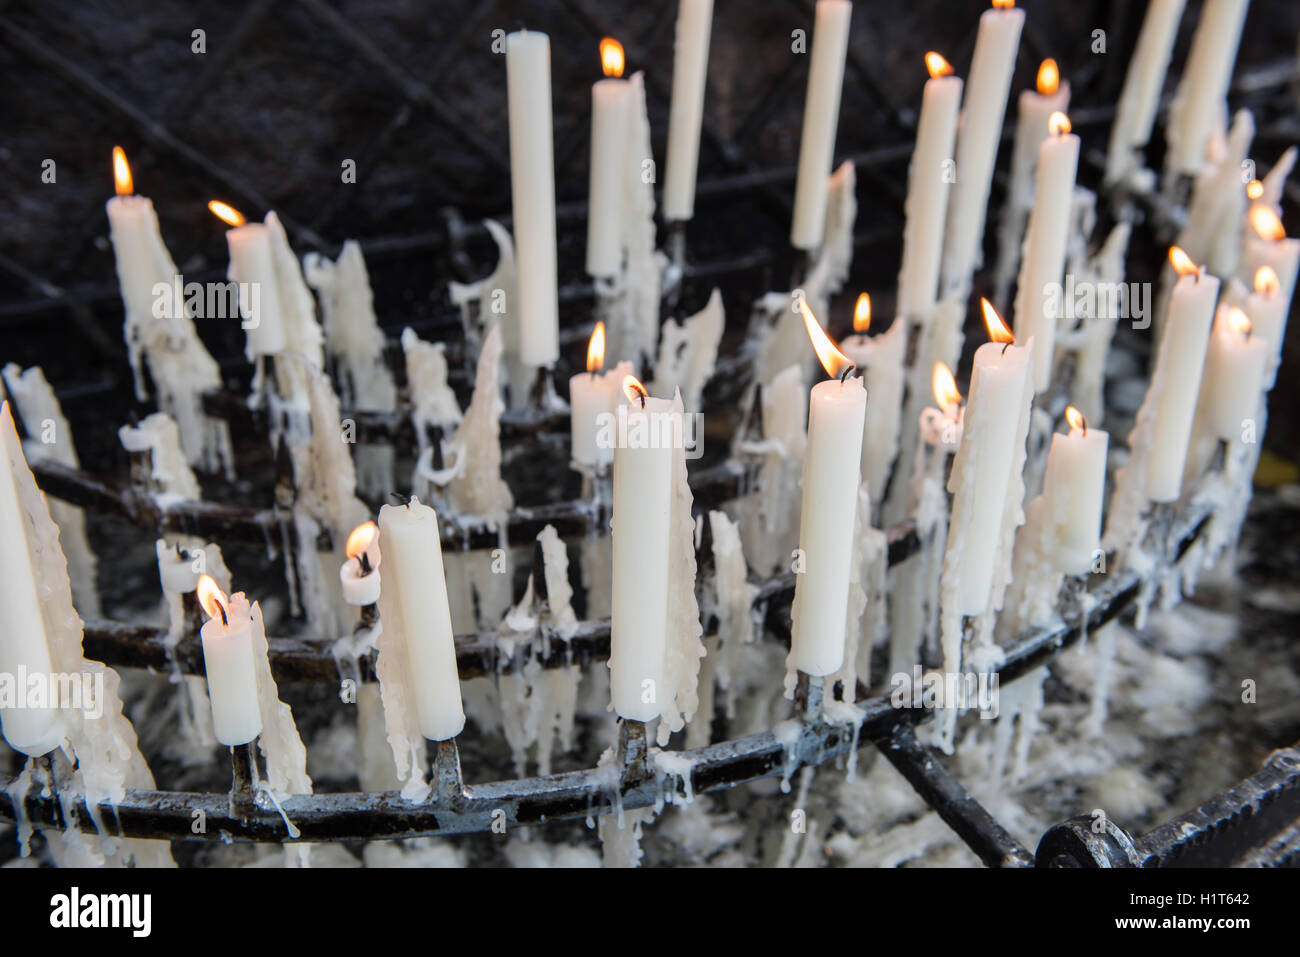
[1001,342,1011,355]
[639,394,646,410]
[838,363,857,384]
[215,599,228,628]
[358,552,372,576]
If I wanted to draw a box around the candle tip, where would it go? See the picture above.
[980,298,1015,345]
[208,200,246,228]
[853,293,871,333]
[798,297,854,380]
[1249,204,1286,241]
[600,38,625,78]
[1048,111,1071,136]
[587,321,607,374]
[1065,405,1087,435]
[924,52,953,79]
[1037,59,1059,96]
[112,146,133,196]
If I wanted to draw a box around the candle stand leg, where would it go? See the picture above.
[230,742,257,817]
[794,671,824,726]
[617,719,650,784]
[663,219,687,314]
[433,738,465,806]
[358,603,379,632]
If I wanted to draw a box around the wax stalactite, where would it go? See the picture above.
[340,520,382,606]
[196,574,263,747]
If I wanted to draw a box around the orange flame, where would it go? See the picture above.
[1249,204,1286,241]
[587,321,606,374]
[112,146,133,196]
[622,374,649,406]
[925,52,954,79]
[1168,245,1199,277]
[798,298,854,379]
[1226,307,1252,338]
[980,298,1015,345]
[1246,179,1264,200]
[196,574,228,623]
[208,200,246,228]
[345,521,378,561]
[1065,405,1087,434]
[853,293,871,333]
[992,0,1015,8]
[1048,111,1071,136]
[600,38,625,78]
[1037,59,1059,96]
[1255,265,1280,298]
[933,362,961,411]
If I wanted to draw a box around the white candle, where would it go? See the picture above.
[587,39,634,278]
[0,403,62,756]
[1104,0,1187,183]
[947,301,1033,614]
[789,0,852,250]
[610,376,677,719]
[209,201,286,358]
[789,300,867,676]
[196,576,264,747]
[1147,248,1220,502]
[662,0,715,222]
[506,30,561,367]
[896,53,963,321]
[941,0,1024,293]
[157,541,202,596]
[1242,266,1290,385]
[1013,112,1079,393]
[339,521,382,606]
[378,499,464,740]
[1044,407,1108,575]
[569,323,635,468]
[1166,0,1250,175]
[840,294,906,500]
[1239,205,1300,308]
[1009,60,1071,208]
[1203,306,1268,441]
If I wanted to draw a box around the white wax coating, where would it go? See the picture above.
[1105,0,1186,179]
[586,77,633,277]
[949,341,1032,614]
[942,4,1024,290]
[789,0,852,250]
[896,73,962,320]
[225,222,286,356]
[199,594,263,746]
[0,404,62,756]
[1242,287,1289,386]
[1043,426,1108,575]
[789,376,867,675]
[1147,271,1219,501]
[378,501,465,740]
[1015,131,1080,393]
[662,0,715,222]
[1203,306,1268,441]
[610,396,677,719]
[105,195,167,328]
[340,560,381,606]
[841,321,906,499]
[506,31,561,367]
[1167,0,1250,174]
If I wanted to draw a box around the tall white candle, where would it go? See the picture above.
[663,0,715,222]
[789,300,867,676]
[840,294,906,500]
[941,0,1024,294]
[1242,266,1290,386]
[1166,0,1250,175]
[789,0,852,250]
[610,377,676,719]
[1045,407,1108,575]
[0,402,62,756]
[587,39,633,278]
[506,29,561,367]
[1013,111,1080,393]
[896,53,963,321]
[209,201,286,358]
[1147,248,1220,502]
[196,575,264,747]
[377,499,465,741]
[1104,0,1187,183]
[1009,60,1071,207]
[1202,305,1268,441]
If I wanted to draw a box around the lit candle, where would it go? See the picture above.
[569,322,634,469]
[1013,111,1079,393]
[1239,205,1300,309]
[1202,306,1268,441]
[377,499,465,741]
[1147,248,1220,502]
[0,402,62,756]
[789,0,852,250]
[208,200,285,358]
[1045,407,1108,575]
[662,0,715,222]
[942,0,1024,294]
[1243,266,1290,385]
[610,375,677,719]
[896,53,962,322]
[506,29,561,368]
[339,521,381,606]
[1104,0,1187,183]
[840,294,906,499]
[196,575,264,747]
[1165,0,1250,175]
[1009,60,1071,208]
[788,299,866,676]
[587,39,633,278]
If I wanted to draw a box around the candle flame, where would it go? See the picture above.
[1168,245,1198,277]
[345,521,378,561]
[1037,59,1059,96]
[196,574,228,623]
[1249,204,1286,241]
[1255,265,1280,298]
[1227,306,1252,338]
[208,200,246,227]
[925,52,954,79]
[587,322,606,373]
[853,293,871,333]
[992,0,1014,8]
[1246,179,1264,200]
[798,297,854,379]
[622,374,648,406]
[1048,111,1071,136]
[600,38,625,78]
[980,298,1015,345]
[112,146,133,196]
[1065,405,1087,434]
[933,362,961,411]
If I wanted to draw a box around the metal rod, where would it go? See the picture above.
[617,719,650,784]
[433,738,465,807]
